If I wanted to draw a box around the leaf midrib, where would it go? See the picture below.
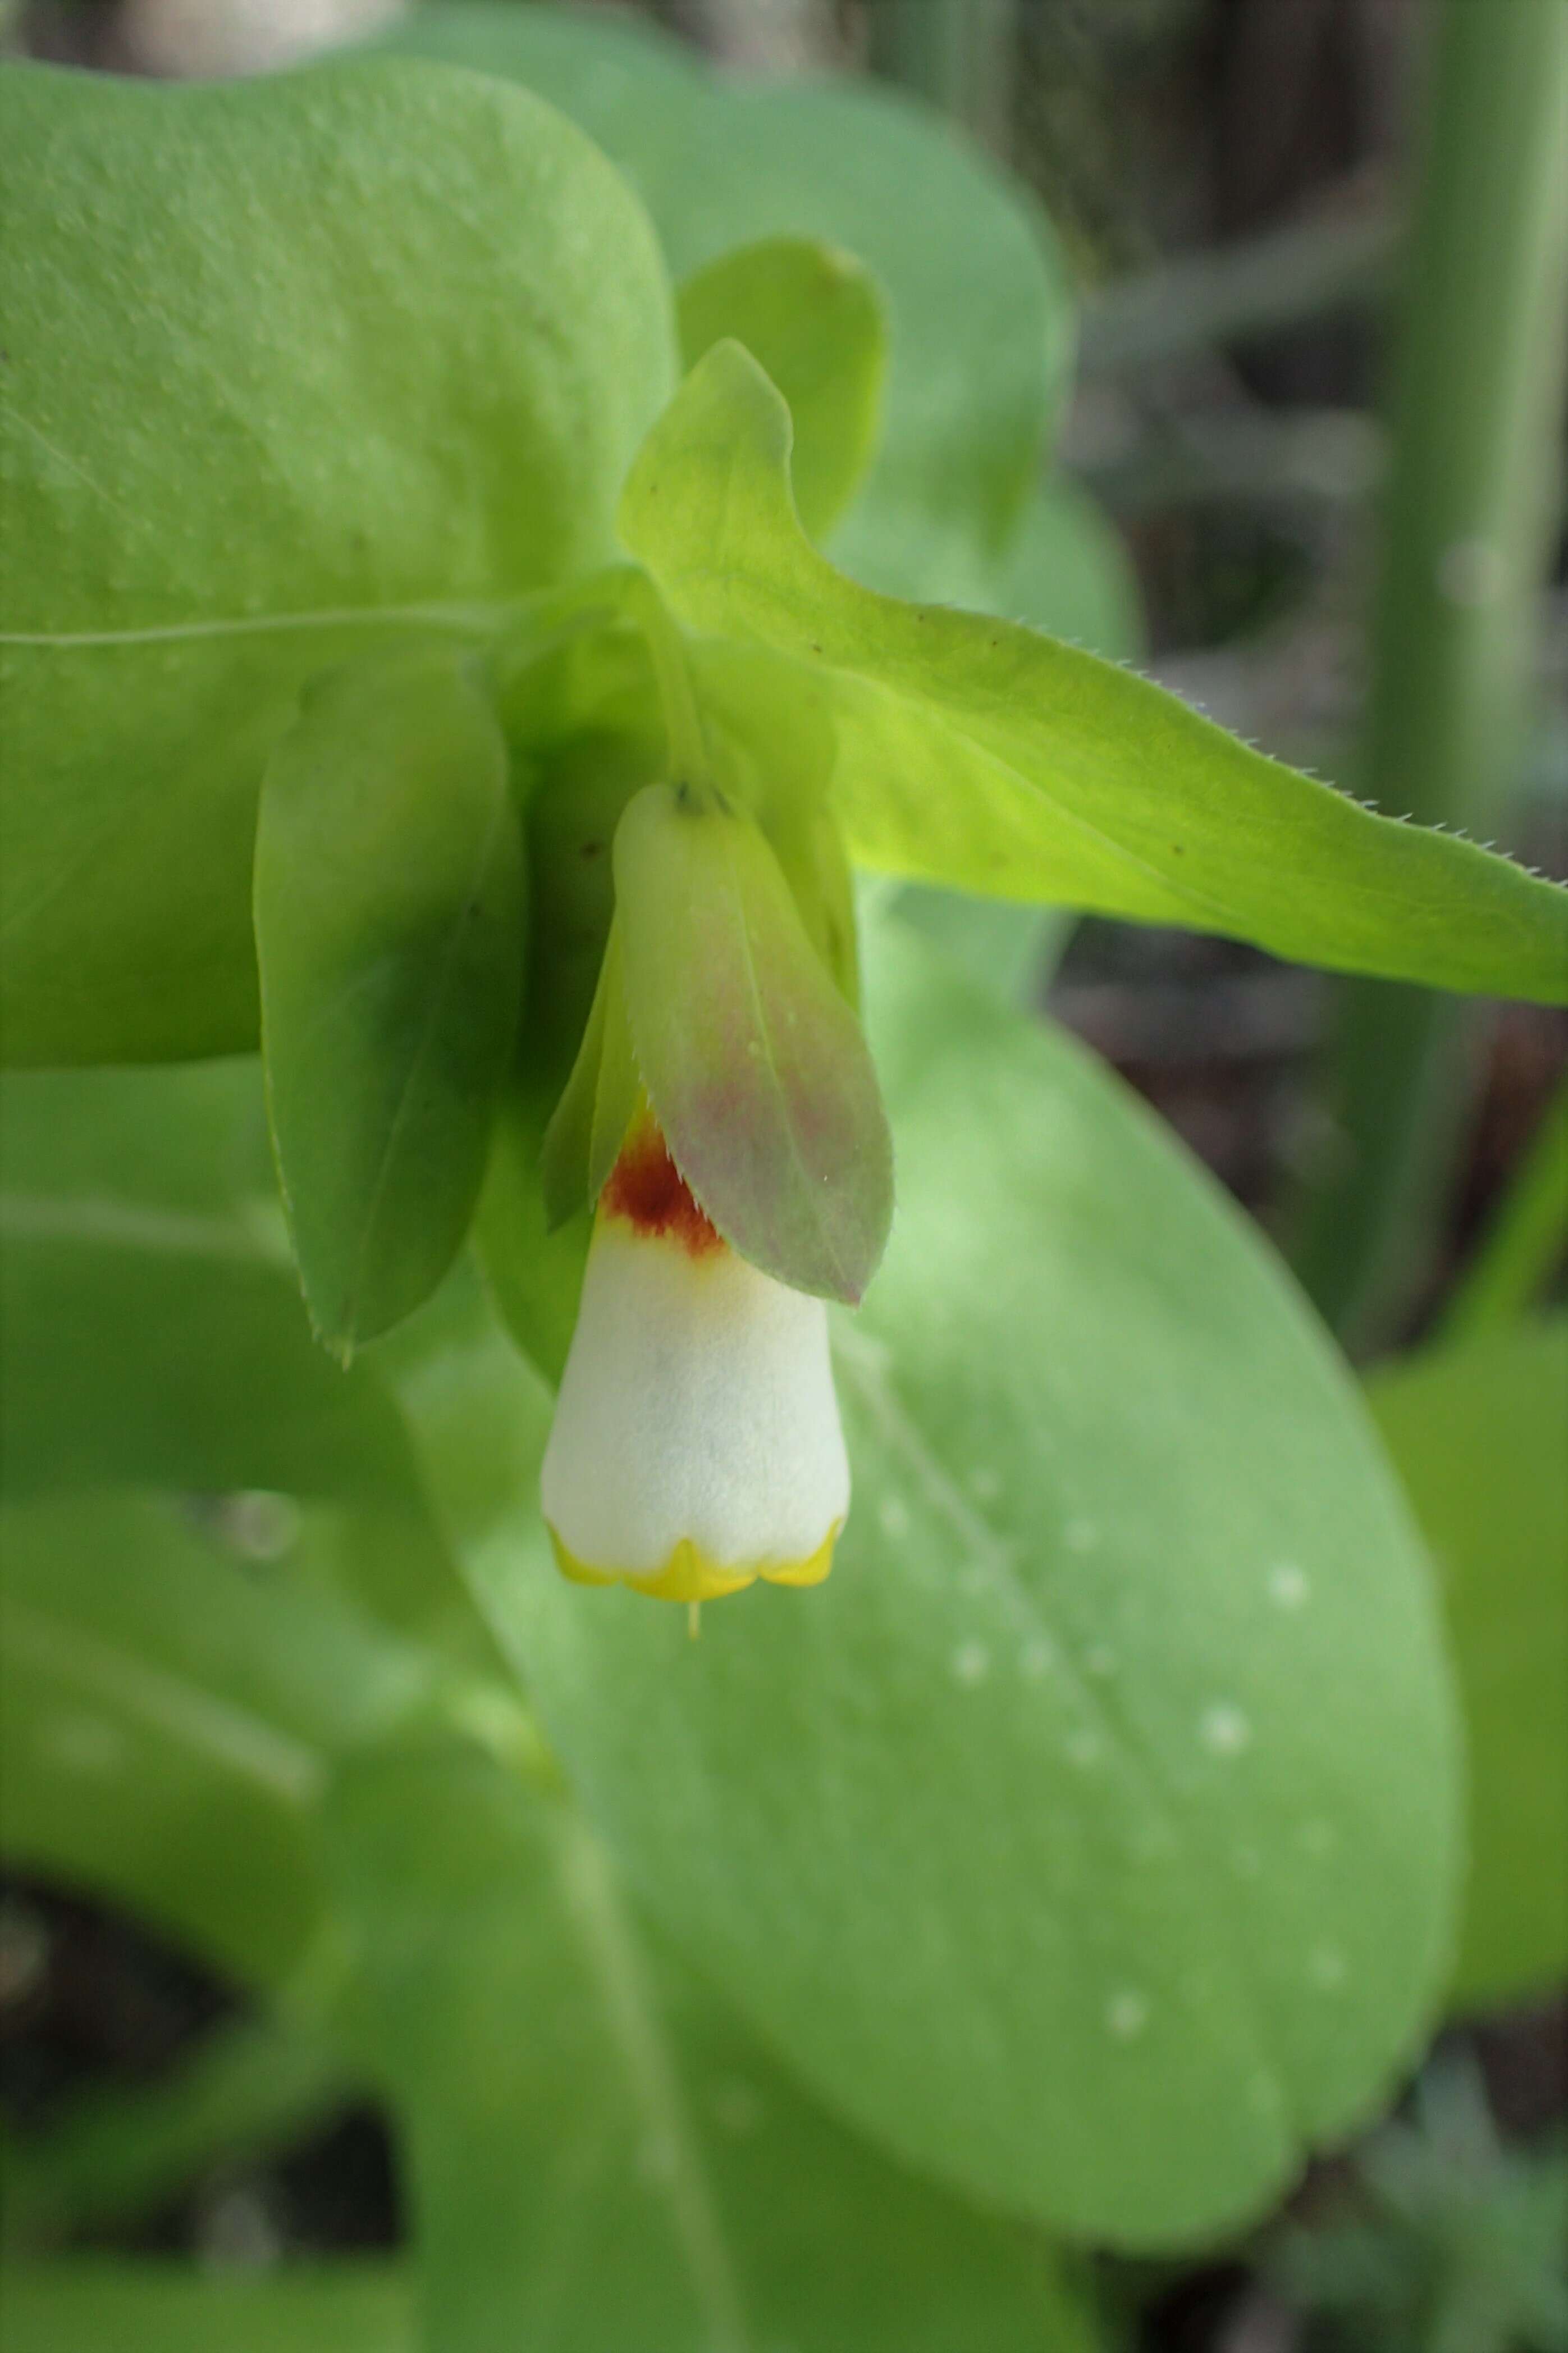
[0,1594,323,1806]
[0,600,511,651]
[0,1191,285,1267]
[557,1814,755,2353]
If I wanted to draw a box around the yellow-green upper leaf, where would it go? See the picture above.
[623,344,1568,1006]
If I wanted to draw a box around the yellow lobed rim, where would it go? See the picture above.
[547,1523,840,1602]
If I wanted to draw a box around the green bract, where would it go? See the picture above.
[543,770,891,1312]
[610,784,892,1303]
[541,919,642,1235]
[0,57,674,1064]
[677,236,886,547]
[622,342,1568,1006]
[255,647,527,1355]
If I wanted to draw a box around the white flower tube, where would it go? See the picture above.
[540,1115,850,1601]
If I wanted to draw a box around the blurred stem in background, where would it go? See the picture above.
[1438,1075,1568,1342]
[867,0,1015,160]
[0,2012,354,2251]
[1080,190,1397,377]
[1292,0,1568,1354]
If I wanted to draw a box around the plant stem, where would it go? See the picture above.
[1439,1077,1568,1342]
[1292,0,1568,1352]
[1081,193,1397,375]
[489,565,712,796]
[867,0,1015,159]
[0,2016,353,2246]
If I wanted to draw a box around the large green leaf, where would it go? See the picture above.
[373,3,1072,602]
[255,647,526,1354]
[0,56,674,1064]
[677,236,885,547]
[0,1056,492,1665]
[623,344,1568,1004]
[0,1064,419,1506]
[1368,1321,1568,2012]
[1,2265,412,2353]
[0,1493,433,1986]
[405,923,1460,2248]
[324,1742,1095,2353]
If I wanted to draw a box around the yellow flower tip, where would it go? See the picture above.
[547,1522,842,1604]
[540,1117,851,1608]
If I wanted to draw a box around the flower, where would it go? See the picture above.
[540,1111,849,1601]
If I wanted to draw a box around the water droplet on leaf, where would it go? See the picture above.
[951,1639,991,1688]
[1200,1702,1251,1757]
[1105,1989,1149,2039]
[1267,1561,1310,1610]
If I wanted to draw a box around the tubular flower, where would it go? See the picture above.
[540,1112,850,1601]
[534,773,890,1606]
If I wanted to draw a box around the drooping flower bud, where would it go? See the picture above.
[540,1111,849,1600]
[534,751,888,1605]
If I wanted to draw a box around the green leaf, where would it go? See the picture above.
[623,344,1568,1004]
[324,1742,1096,2353]
[0,1492,433,1986]
[0,2265,412,2353]
[863,474,1136,1015]
[0,56,674,1065]
[255,647,526,1354]
[1367,1320,1568,2012]
[677,236,885,546]
[455,921,1460,2249]
[372,3,1073,601]
[538,918,642,1234]
[0,1064,420,1506]
[510,666,665,1035]
[0,1057,484,1655]
[476,1075,592,1388]
[614,784,893,1303]
[537,937,611,1230]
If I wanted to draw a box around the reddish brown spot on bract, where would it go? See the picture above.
[602,1117,724,1257]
